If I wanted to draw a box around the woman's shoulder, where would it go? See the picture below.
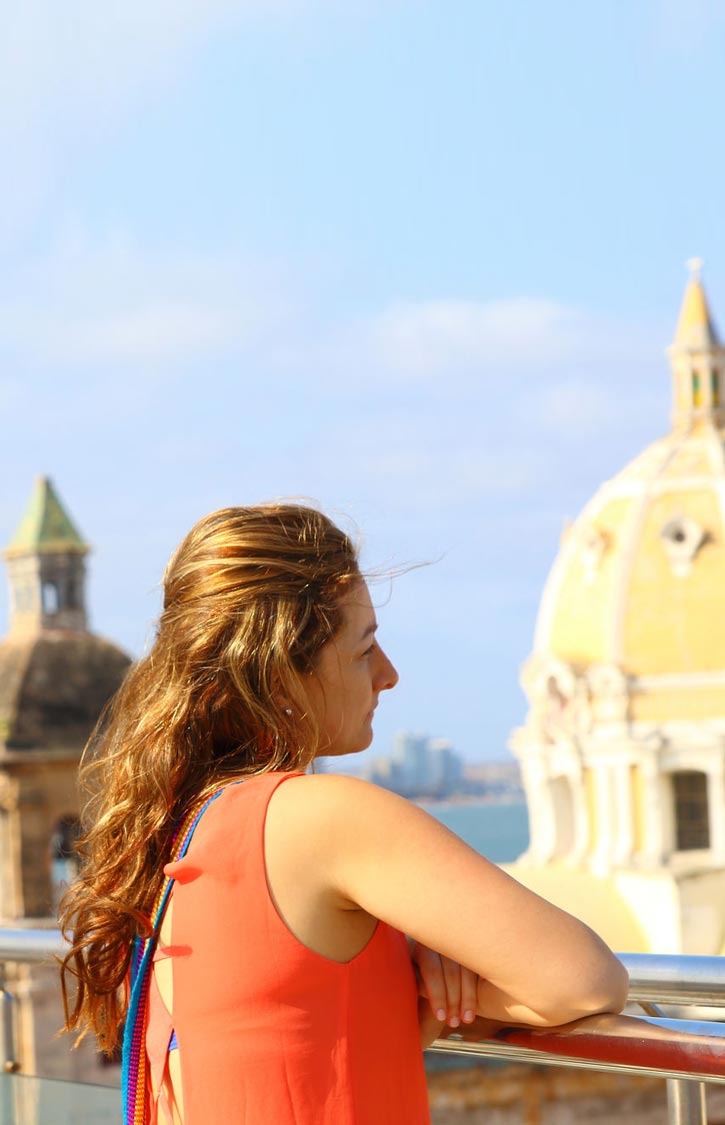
[270,770,409,808]
[263,772,444,923]
[266,770,440,844]
[214,770,396,815]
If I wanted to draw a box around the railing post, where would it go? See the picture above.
[667,1079,707,1125]
[0,986,18,1073]
[0,1072,13,1125]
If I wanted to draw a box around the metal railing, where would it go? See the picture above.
[0,930,724,1124]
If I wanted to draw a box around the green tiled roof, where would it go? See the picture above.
[5,477,88,556]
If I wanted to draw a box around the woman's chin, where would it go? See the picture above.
[318,736,373,759]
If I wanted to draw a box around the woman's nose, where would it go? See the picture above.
[375,647,399,691]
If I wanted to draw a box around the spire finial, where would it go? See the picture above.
[687,257,704,281]
[672,260,721,354]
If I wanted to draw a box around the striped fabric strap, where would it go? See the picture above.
[121,788,227,1125]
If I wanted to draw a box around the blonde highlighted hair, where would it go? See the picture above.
[59,503,360,1052]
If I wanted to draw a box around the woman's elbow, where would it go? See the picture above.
[522,951,629,1027]
[580,955,629,1015]
[552,955,629,1023]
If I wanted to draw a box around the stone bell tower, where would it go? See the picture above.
[0,476,131,917]
[0,477,132,1082]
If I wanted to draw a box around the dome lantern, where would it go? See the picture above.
[4,477,90,636]
[668,259,725,430]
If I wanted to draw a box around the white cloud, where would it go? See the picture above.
[516,365,666,441]
[35,305,236,367]
[364,446,546,505]
[300,410,550,508]
[369,297,653,379]
[526,379,615,430]
[0,230,292,368]
[0,234,665,432]
[1,2,283,117]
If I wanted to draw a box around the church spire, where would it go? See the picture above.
[4,478,90,636]
[669,259,725,430]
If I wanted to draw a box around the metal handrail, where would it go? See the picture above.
[431,1013,725,1083]
[0,930,722,1124]
[623,953,725,1008]
[0,929,67,964]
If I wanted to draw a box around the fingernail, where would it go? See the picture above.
[436,1009,446,1021]
[463,1010,474,1023]
[448,1016,460,1028]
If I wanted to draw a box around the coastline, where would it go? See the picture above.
[414,793,526,809]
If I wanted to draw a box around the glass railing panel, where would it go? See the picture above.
[0,1074,119,1125]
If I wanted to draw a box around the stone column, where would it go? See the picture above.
[589,764,614,876]
[570,770,589,864]
[521,757,556,864]
[639,758,668,867]
[707,759,725,858]
[612,761,634,866]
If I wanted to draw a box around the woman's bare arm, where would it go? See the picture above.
[268,774,628,1027]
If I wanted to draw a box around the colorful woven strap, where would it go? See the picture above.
[121,788,227,1125]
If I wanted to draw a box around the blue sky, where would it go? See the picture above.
[2,0,725,764]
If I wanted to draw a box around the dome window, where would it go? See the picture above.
[580,526,609,583]
[585,663,629,722]
[659,517,708,577]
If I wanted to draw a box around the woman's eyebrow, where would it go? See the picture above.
[359,621,378,642]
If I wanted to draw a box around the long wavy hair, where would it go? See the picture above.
[59,503,360,1053]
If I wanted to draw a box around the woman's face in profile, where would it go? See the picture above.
[305,582,399,758]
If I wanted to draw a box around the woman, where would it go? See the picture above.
[60,503,627,1125]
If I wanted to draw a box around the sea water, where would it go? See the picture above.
[422,801,529,864]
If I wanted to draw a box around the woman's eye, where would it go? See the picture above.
[362,643,376,657]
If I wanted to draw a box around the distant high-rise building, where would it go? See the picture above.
[370,732,464,796]
[393,732,431,792]
[427,739,464,793]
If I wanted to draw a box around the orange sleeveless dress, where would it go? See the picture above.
[146,772,431,1123]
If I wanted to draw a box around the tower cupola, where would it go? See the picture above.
[4,477,90,636]
[668,258,725,429]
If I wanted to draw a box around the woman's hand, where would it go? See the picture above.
[409,940,478,1048]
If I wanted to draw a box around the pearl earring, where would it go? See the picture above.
[283,707,293,716]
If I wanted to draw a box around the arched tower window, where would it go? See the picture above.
[50,815,81,913]
[66,575,79,609]
[693,371,702,407]
[672,771,710,851]
[42,581,59,615]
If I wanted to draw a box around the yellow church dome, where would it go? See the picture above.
[511,265,725,956]
[533,262,725,726]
